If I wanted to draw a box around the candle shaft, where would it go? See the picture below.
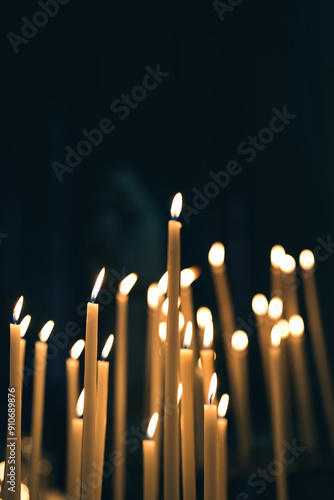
[204,404,217,500]
[200,349,215,403]
[95,360,109,500]
[68,418,83,500]
[143,439,157,500]
[217,418,228,500]
[66,358,79,494]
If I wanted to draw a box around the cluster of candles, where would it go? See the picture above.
[1,193,334,500]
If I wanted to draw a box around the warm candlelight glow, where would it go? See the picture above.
[252,294,268,316]
[21,483,30,500]
[203,321,214,348]
[179,312,185,332]
[159,322,167,342]
[69,339,85,360]
[13,295,24,323]
[196,307,212,328]
[177,383,183,404]
[268,298,283,320]
[119,273,138,295]
[208,373,217,404]
[183,322,192,348]
[208,242,225,267]
[198,357,202,370]
[299,249,315,270]
[39,320,54,342]
[101,334,114,360]
[218,394,229,418]
[91,267,105,302]
[277,319,290,339]
[76,389,85,418]
[270,245,285,269]
[289,315,304,336]
[280,254,296,273]
[147,284,159,309]
[158,272,168,296]
[271,325,282,347]
[20,314,31,338]
[180,266,201,287]
[146,412,159,439]
[161,297,181,316]
[231,330,248,351]
[170,192,183,219]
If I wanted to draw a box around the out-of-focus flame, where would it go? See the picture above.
[147,412,159,439]
[196,307,212,328]
[271,325,281,347]
[280,254,296,274]
[39,321,54,343]
[179,312,185,332]
[183,322,192,348]
[119,273,138,295]
[289,315,304,336]
[70,339,85,360]
[177,383,183,404]
[231,331,248,351]
[268,298,283,320]
[20,315,31,338]
[101,334,114,360]
[180,267,201,287]
[76,389,84,418]
[218,394,229,418]
[277,319,290,339]
[208,243,225,267]
[271,245,285,269]
[159,322,167,342]
[299,250,315,271]
[252,294,268,316]
[203,321,214,348]
[91,267,105,302]
[13,296,24,323]
[147,284,159,309]
[158,272,168,296]
[170,193,183,219]
[208,373,217,404]
[161,297,181,316]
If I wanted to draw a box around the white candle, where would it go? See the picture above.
[252,294,270,399]
[143,413,159,500]
[204,373,218,500]
[68,390,84,500]
[200,321,215,403]
[270,245,285,298]
[217,394,229,500]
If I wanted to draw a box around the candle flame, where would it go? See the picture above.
[76,389,84,418]
[231,330,248,351]
[289,315,304,336]
[119,273,137,295]
[270,245,285,269]
[146,412,159,439]
[0,461,5,481]
[197,357,202,370]
[170,193,183,219]
[13,296,24,323]
[299,249,315,271]
[39,320,54,342]
[21,483,30,500]
[183,322,193,348]
[208,242,225,267]
[177,382,183,404]
[271,325,281,347]
[101,334,114,360]
[159,322,166,342]
[69,339,85,360]
[91,267,105,302]
[180,266,201,287]
[218,394,229,418]
[268,298,283,320]
[208,373,217,404]
[280,254,296,274]
[20,315,31,338]
[196,307,212,328]
[147,284,159,309]
[252,294,268,316]
[203,321,214,348]
[179,312,185,332]
[277,319,290,339]
[158,272,168,296]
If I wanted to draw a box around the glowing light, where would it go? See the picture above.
[91,267,105,302]
[158,272,168,296]
[268,298,283,320]
[170,193,183,219]
[183,322,192,348]
[289,315,304,336]
[177,383,183,404]
[208,373,217,404]
[218,394,229,418]
[179,312,185,332]
[203,321,214,348]
[277,319,290,339]
[69,339,85,360]
[280,254,296,274]
[21,484,30,500]
[101,334,114,360]
[180,267,201,287]
[20,315,31,338]
[147,284,159,309]
[231,330,248,351]
[39,321,54,342]
[299,250,315,271]
[146,412,159,439]
[208,242,225,267]
[119,273,138,295]
[13,296,24,323]
[271,325,281,347]
[76,389,84,418]
[252,294,268,316]
[270,245,285,269]
[196,307,212,328]
[159,322,167,342]
[161,297,181,316]
[197,357,202,370]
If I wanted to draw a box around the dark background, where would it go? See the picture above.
[1,0,334,498]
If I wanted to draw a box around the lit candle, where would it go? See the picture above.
[204,373,218,500]
[268,326,287,500]
[148,284,162,415]
[29,320,55,500]
[180,323,196,500]
[143,412,159,500]
[276,319,292,443]
[270,245,285,298]
[68,390,84,500]
[288,315,317,453]
[95,335,114,500]
[180,267,201,354]
[66,339,85,494]
[217,394,229,500]
[113,272,137,500]
[145,284,158,416]
[164,193,182,500]
[200,321,215,403]
[252,294,270,399]
[230,331,251,465]
[82,267,105,500]
[194,358,204,470]
[300,249,334,452]
[196,307,212,350]
[268,297,283,326]
[20,314,31,398]
[280,254,299,319]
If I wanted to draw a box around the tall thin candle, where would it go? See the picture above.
[204,373,218,500]
[217,394,229,500]
[68,390,84,500]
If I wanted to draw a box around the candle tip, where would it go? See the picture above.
[208,373,218,404]
[20,315,31,338]
[13,296,24,323]
[252,294,268,316]
[299,249,315,270]
[147,284,159,309]
[279,254,296,274]
[218,393,229,417]
[180,266,201,287]
[91,267,105,302]
[101,334,114,360]
[170,192,182,219]
[289,314,304,336]
[268,297,283,320]
[196,307,212,328]
[158,322,167,342]
[270,245,285,268]
[70,339,85,359]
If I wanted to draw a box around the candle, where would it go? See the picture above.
[276,319,292,443]
[194,358,204,470]
[200,321,215,403]
[145,284,158,416]
[66,339,85,494]
[143,412,159,500]
[164,192,182,500]
[230,331,251,465]
[68,390,84,500]
[29,320,55,500]
[217,394,229,500]
[20,314,31,397]
[288,315,317,453]
[82,267,105,500]
[268,326,288,500]
[268,297,283,326]
[180,267,201,354]
[204,373,218,500]
[280,254,299,319]
[196,307,212,350]
[180,323,196,500]
[95,335,114,500]
[252,294,270,400]
[113,272,138,500]
[300,249,334,452]
[270,245,285,298]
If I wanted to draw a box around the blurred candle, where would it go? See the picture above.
[270,245,285,298]
[20,314,31,397]
[300,249,334,452]
[145,284,158,416]
[180,267,201,354]
[196,307,212,357]
[268,297,283,326]
[280,254,299,319]
[200,321,215,403]
[204,373,218,500]
[68,390,84,500]
[113,272,137,500]
[252,294,270,399]
[29,320,54,500]
[164,193,182,500]
[276,319,292,443]
[143,413,159,500]
[217,394,229,500]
